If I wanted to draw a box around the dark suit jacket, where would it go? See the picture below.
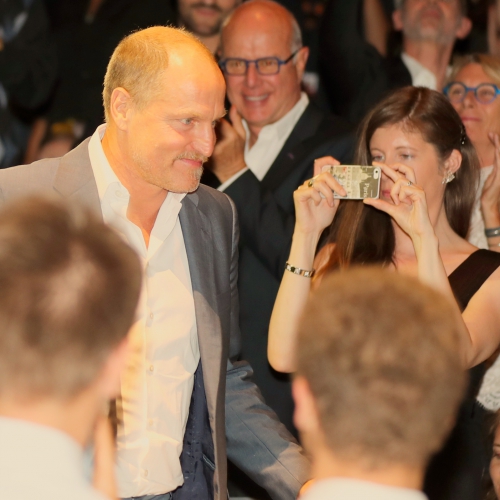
[204,102,354,435]
[0,139,309,500]
[319,0,412,124]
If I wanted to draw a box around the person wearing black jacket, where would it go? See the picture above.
[0,0,56,168]
[319,0,472,124]
[204,0,353,438]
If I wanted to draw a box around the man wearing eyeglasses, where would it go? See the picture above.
[203,0,353,444]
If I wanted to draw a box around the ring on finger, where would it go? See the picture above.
[407,180,412,186]
[308,178,315,188]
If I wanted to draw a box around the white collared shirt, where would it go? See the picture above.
[401,53,438,90]
[218,92,309,191]
[300,478,428,500]
[0,417,106,500]
[88,125,200,498]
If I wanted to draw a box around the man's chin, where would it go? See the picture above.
[165,169,203,194]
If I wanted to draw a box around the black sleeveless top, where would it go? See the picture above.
[424,249,500,500]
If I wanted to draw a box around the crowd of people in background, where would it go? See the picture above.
[3,0,500,499]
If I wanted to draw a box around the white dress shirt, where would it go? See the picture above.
[218,92,309,191]
[401,53,438,90]
[300,478,428,500]
[88,125,200,497]
[0,417,106,500]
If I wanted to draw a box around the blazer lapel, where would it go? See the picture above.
[53,138,102,218]
[179,193,222,419]
[262,102,324,192]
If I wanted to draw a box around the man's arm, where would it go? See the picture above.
[223,195,310,500]
[319,0,396,123]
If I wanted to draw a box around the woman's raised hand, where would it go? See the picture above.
[363,162,434,241]
[481,133,500,229]
[294,156,346,236]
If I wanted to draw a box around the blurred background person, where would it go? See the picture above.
[25,0,176,163]
[176,0,242,53]
[0,0,56,169]
[319,0,472,123]
[268,87,500,500]
[444,53,500,251]
[0,195,142,500]
[442,54,500,424]
[293,268,466,500]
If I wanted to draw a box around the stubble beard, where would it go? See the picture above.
[131,149,207,193]
[403,10,458,45]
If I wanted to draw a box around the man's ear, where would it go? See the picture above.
[444,148,462,176]
[292,376,321,435]
[455,16,472,40]
[109,87,134,131]
[392,9,404,32]
[294,46,310,82]
[97,336,130,400]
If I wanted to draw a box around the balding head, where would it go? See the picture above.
[103,26,217,122]
[219,0,308,135]
[221,0,302,55]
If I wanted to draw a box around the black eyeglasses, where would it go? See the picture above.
[443,82,500,104]
[219,50,300,76]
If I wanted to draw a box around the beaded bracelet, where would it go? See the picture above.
[485,226,500,238]
[285,262,315,278]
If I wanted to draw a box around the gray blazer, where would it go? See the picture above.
[0,139,309,499]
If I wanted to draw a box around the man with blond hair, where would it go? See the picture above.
[0,26,308,500]
[0,195,142,500]
[292,267,466,500]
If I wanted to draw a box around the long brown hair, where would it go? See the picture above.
[324,86,480,271]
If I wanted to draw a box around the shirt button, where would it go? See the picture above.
[149,312,154,319]
[148,419,153,427]
[149,365,154,372]
[143,469,149,477]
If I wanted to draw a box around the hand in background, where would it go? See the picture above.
[209,105,247,183]
[481,133,500,229]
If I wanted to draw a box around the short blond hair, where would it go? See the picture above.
[103,26,215,122]
[448,53,500,87]
[296,267,465,468]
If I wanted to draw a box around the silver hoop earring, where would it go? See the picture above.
[442,172,455,185]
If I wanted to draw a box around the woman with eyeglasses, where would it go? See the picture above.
[444,54,500,253]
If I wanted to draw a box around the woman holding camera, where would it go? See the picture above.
[268,86,500,500]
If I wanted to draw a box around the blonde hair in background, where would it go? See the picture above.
[102,26,215,122]
[447,53,500,87]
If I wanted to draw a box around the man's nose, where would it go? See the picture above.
[244,62,260,87]
[193,125,216,157]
